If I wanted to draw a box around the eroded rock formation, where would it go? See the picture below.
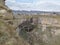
[0,0,13,20]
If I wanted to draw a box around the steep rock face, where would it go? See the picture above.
[0,1,16,45]
[0,0,5,5]
[0,0,13,20]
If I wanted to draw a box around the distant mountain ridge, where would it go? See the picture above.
[12,10,60,15]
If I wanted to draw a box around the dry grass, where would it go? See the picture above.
[0,14,60,45]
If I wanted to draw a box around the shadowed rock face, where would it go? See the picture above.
[18,18,35,32]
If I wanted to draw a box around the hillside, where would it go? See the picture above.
[1,0,60,45]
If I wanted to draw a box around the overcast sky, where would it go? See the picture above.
[6,0,60,11]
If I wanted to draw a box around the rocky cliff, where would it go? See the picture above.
[0,0,60,45]
[0,0,13,20]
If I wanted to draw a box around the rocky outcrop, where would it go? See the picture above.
[0,0,13,20]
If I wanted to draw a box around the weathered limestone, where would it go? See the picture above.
[0,0,13,20]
